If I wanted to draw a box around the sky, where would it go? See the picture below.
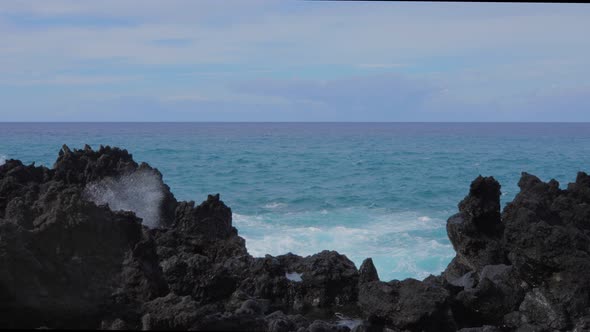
[0,1,589,122]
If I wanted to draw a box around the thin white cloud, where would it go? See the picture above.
[358,64,407,69]
[0,1,589,121]
[160,94,210,102]
[0,75,141,86]
[1,3,589,70]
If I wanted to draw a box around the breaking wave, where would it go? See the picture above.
[0,155,5,166]
[234,208,454,281]
[83,169,165,228]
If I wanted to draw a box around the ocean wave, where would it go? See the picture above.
[0,155,5,166]
[233,209,454,281]
[264,202,287,209]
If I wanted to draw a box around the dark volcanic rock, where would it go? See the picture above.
[3,145,590,331]
[358,277,454,331]
[0,184,167,328]
[141,293,202,330]
[357,171,590,332]
[173,194,236,239]
[238,250,359,317]
[501,172,590,329]
[446,176,506,272]
[358,258,379,284]
[0,145,364,330]
[452,264,525,326]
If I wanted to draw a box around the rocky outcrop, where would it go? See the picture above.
[358,276,454,331]
[447,172,590,331]
[0,145,360,330]
[359,172,590,331]
[2,145,590,331]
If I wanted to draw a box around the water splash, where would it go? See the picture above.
[0,155,5,166]
[83,169,165,228]
[234,209,454,281]
[285,272,303,282]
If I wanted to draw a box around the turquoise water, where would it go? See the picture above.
[1,122,589,281]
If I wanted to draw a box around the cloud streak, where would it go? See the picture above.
[0,1,589,121]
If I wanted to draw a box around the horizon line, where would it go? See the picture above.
[1,121,590,124]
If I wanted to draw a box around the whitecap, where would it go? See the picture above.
[0,155,5,166]
[233,213,265,225]
[264,202,287,209]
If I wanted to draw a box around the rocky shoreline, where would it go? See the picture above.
[1,145,590,331]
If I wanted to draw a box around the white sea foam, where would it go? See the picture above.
[0,155,5,166]
[336,319,363,330]
[264,202,287,209]
[234,210,454,281]
[285,272,303,282]
[83,169,165,228]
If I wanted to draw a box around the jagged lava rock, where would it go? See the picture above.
[446,175,506,272]
[0,145,363,330]
[3,145,590,332]
[0,146,169,329]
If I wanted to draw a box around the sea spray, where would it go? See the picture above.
[0,155,5,166]
[233,209,455,281]
[83,169,165,228]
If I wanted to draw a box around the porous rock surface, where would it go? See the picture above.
[1,145,589,331]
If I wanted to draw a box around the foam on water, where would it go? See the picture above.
[264,202,287,209]
[83,169,165,228]
[336,319,363,330]
[285,272,303,282]
[234,208,455,281]
[2,123,590,281]
[0,155,5,166]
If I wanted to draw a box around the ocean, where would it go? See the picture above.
[1,122,589,281]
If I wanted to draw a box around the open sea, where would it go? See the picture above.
[1,122,589,281]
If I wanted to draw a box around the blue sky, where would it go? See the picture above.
[0,1,589,121]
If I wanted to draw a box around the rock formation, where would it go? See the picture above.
[1,145,590,331]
